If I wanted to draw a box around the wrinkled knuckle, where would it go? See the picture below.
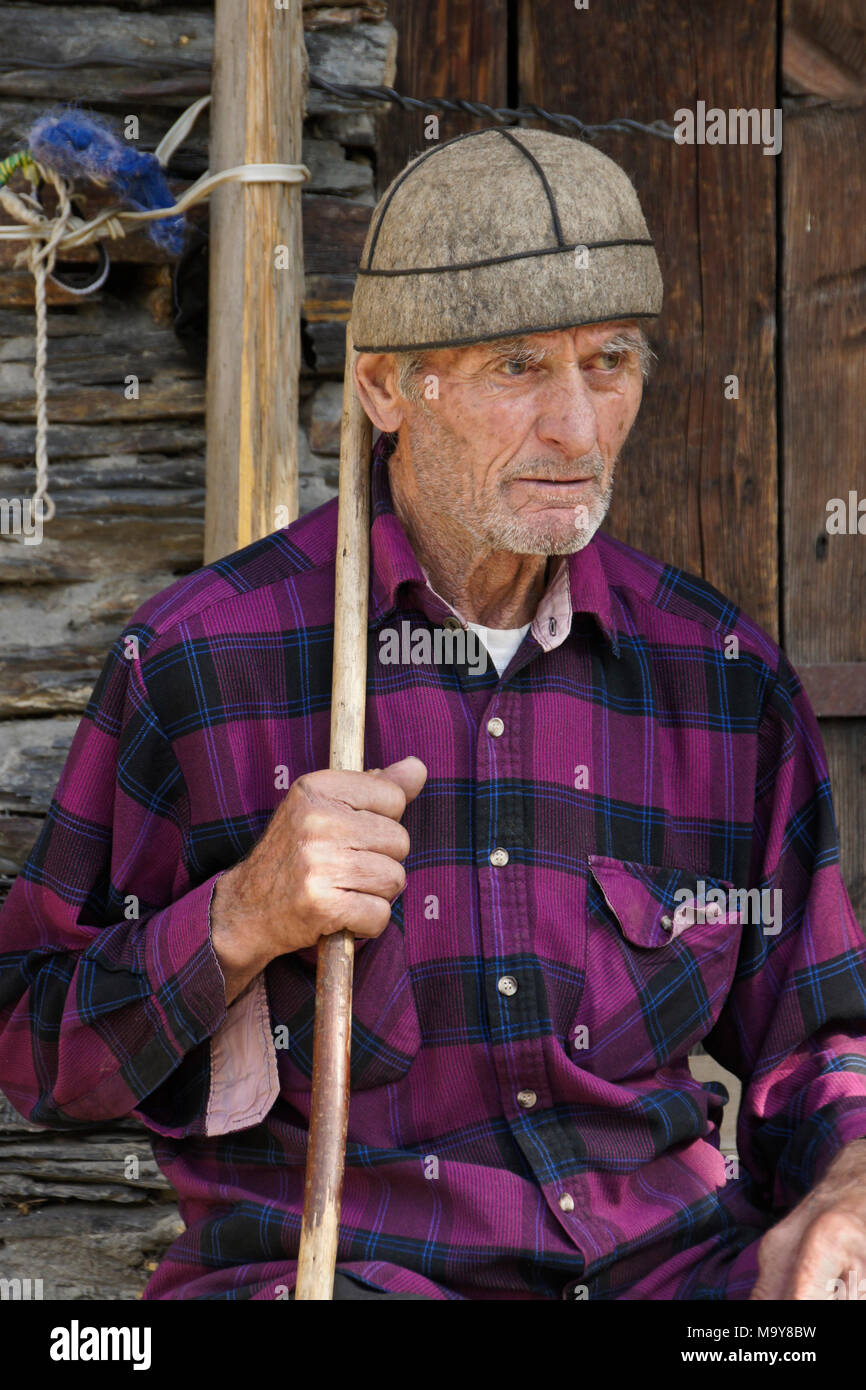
[303,808,332,839]
[295,838,318,871]
[292,772,313,800]
[811,1209,854,1243]
[301,867,328,910]
[371,896,392,930]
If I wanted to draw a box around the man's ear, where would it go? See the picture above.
[353,353,406,433]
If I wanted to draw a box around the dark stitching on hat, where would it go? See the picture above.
[353,311,659,353]
[363,128,499,271]
[495,127,565,247]
[356,238,654,277]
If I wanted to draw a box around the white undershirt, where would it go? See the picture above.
[466,621,531,677]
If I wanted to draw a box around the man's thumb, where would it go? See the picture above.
[372,755,428,805]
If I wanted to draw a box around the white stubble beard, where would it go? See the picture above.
[402,404,616,558]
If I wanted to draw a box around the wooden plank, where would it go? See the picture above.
[0,5,395,109]
[0,1138,169,1201]
[304,4,388,27]
[783,0,866,95]
[0,320,206,420]
[781,98,866,664]
[0,420,205,463]
[822,721,866,924]
[303,197,372,273]
[303,273,355,322]
[519,0,779,638]
[798,664,866,717]
[375,0,509,192]
[0,473,204,581]
[203,0,306,561]
[0,3,214,105]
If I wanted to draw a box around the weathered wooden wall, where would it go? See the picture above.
[780,0,866,915]
[381,0,865,914]
[0,0,394,1298]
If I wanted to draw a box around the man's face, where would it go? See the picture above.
[390,320,647,556]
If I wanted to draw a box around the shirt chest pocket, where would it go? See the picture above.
[574,854,743,1078]
[269,920,422,1095]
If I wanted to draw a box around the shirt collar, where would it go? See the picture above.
[368,431,621,657]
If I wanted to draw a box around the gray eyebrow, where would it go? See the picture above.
[596,329,657,379]
[485,337,549,361]
[479,327,657,379]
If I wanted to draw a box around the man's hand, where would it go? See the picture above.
[210,756,427,1004]
[750,1138,866,1299]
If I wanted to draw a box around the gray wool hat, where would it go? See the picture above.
[350,127,663,353]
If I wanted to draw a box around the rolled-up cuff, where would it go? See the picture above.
[206,972,279,1135]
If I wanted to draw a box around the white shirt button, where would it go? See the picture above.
[487,716,505,737]
[443,616,462,631]
[559,1193,575,1212]
[497,975,518,996]
[517,1088,537,1109]
[489,847,509,867]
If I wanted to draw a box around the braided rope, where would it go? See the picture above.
[0,164,76,523]
[0,143,309,528]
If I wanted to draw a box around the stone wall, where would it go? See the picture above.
[0,0,394,1298]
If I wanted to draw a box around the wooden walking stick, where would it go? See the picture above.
[294,323,372,1300]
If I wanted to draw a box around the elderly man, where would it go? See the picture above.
[1,129,866,1303]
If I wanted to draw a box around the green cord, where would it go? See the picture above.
[0,149,38,188]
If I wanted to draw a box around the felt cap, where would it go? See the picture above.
[350,127,663,353]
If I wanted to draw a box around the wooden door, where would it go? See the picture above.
[379,0,865,922]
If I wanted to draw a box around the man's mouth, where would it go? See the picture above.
[509,475,597,492]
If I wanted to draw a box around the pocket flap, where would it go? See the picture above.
[588,854,739,949]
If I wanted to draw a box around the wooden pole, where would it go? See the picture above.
[294,324,371,1300]
[204,0,306,562]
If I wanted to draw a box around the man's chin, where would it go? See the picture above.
[489,513,605,556]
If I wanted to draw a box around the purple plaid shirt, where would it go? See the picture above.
[2,431,866,1301]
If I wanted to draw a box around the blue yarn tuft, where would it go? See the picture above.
[28,103,186,255]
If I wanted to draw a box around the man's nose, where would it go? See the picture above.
[534,370,599,458]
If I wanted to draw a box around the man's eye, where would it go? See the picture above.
[502,358,531,376]
[591,351,624,371]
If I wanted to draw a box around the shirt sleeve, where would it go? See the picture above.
[704,651,866,1210]
[0,625,267,1138]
